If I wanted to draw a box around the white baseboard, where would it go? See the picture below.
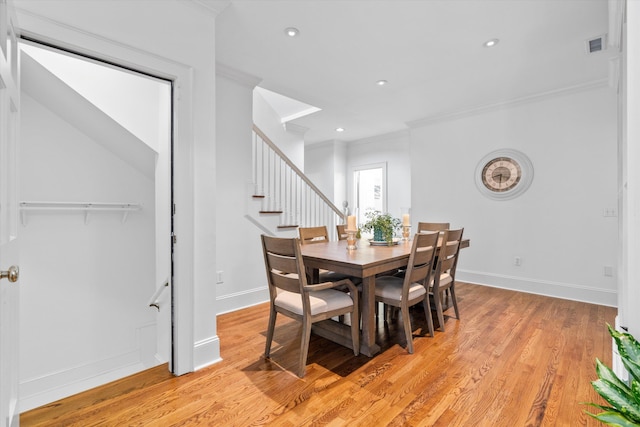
[216,286,269,315]
[19,350,162,413]
[194,335,222,371]
[458,270,617,307]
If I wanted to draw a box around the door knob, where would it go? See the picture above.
[0,266,19,282]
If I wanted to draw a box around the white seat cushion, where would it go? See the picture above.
[375,276,426,302]
[435,272,452,287]
[275,289,354,315]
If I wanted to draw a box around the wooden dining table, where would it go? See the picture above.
[301,237,470,357]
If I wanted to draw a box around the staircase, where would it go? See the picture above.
[250,125,345,239]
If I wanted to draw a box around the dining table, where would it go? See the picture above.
[301,236,470,357]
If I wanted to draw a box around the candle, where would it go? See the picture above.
[402,213,410,226]
[347,215,356,231]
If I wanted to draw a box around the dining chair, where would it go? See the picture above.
[373,231,439,353]
[417,222,450,232]
[429,228,464,332]
[299,226,361,285]
[299,226,330,244]
[261,235,360,377]
[336,224,348,241]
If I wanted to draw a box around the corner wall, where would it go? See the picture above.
[410,84,618,305]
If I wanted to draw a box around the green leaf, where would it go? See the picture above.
[632,380,640,405]
[586,409,640,427]
[597,358,632,392]
[623,358,640,386]
[610,324,640,383]
[592,379,640,423]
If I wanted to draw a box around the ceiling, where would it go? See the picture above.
[215,0,617,145]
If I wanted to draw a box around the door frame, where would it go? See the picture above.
[17,18,195,375]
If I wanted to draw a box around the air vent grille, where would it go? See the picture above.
[586,34,607,54]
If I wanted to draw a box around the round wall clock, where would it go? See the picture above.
[475,149,533,200]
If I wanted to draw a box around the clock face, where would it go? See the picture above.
[481,157,522,192]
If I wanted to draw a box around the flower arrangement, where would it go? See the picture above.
[360,209,401,245]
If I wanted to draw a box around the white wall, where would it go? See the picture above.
[346,131,412,220]
[305,140,348,215]
[215,72,269,313]
[410,84,618,306]
[19,94,157,410]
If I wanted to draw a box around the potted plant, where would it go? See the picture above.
[361,209,401,245]
[585,324,640,426]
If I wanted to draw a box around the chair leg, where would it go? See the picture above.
[435,291,446,332]
[298,316,313,378]
[401,305,414,354]
[265,307,277,357]
[423,294,434,337]
[450,284,460,319]
[351,312,360,357]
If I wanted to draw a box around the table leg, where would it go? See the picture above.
[360,275,380,357]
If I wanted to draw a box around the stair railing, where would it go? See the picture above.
[252,125,345,238]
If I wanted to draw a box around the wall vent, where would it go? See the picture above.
[586,34,607,54]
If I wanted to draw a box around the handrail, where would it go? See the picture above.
[148,279,170,311]
[253,125,344,220]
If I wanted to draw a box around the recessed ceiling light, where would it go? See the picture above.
[484,38,499,48]
[376,80,388,86]
[284,27,299,37]
[336,127,345,132]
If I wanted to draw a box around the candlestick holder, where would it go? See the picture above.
[346,229,357,250]
[402,225,411,242]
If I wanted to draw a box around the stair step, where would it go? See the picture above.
[277,225,299,229]
[252,195,265,199]
[259,210,283,214]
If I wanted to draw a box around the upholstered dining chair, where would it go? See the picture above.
[429,228,464,331]
[417,222,450,233]
[261,235,360,377]
[299,226,361,285]
[373,231,439,353]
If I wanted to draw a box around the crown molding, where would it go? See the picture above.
[187,0,231,17]
[216,62,262,88]
[407,79,610,129]
[347,128,410,147]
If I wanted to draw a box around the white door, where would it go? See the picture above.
[353,163,387,228]
[0,0,20,425]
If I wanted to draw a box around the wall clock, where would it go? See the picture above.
[475,149,533,200]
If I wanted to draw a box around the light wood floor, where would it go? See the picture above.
[22,282,616,426]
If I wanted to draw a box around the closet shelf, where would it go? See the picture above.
[19,201,142,225]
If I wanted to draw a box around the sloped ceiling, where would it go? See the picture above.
[216,0,619,144]
[21,51,156,180]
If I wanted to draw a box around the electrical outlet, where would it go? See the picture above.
[216,271,224,284]
[514,257,522,267]
[603,208,617,217]
[604,266,614,277]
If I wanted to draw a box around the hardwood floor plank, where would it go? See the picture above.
[21,283,616,426]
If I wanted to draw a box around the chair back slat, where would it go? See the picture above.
[417,222,450,232]
[336,224,348,241]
